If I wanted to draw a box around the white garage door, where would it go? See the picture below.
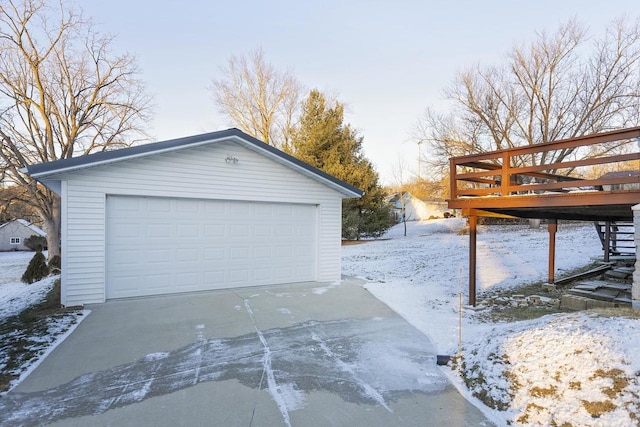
[106,196,317,299]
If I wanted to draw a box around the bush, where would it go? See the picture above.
[48,254,61,274]
[21,251,49,284]
[24,234,47,251]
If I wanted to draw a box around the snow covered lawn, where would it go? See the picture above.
[342,219,640,426]
[0,251,87,394]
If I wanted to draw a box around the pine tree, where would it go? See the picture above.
[290,90,393,239]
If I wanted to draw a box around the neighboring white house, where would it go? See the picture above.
[25,129,363,306]
[387,192,454,222]
[0,219,46,251]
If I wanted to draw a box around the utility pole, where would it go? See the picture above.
[417,140,422,181]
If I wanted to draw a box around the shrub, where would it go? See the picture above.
[24,234,47,252]
[21,251,49,284]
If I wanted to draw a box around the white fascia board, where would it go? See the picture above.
[232,136,363,198]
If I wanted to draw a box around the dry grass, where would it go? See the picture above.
[590,307,640,319]
[591,369,629,399]
[530,385,558,398]
[581,399,617,417]
[0,279,82,392]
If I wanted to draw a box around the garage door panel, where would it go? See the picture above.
[145,223,170,238]
[106,196,317,299]
[229,203,251,215]
[111,250,140,267]
[176,247,199,261]
[147,197,171,211]
[229,270,250,283]
[253,268,272,281]
[254,246,271,259]
[177,224,199,238]
[147,274,171,290]
[275,267,294,280]
[148,249,171,263]
[254,224,272,237]
[176,272,199,287]
[205,224,225,238]
[204,270,225,283]
[204,248,225,261]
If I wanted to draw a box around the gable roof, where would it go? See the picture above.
[24,128,364,198]
[0,219,46,236]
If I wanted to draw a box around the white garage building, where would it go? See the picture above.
[26,129,362,306]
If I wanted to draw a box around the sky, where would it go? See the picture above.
[81,1,639,185]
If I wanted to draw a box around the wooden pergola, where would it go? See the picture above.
[447,127,640,305]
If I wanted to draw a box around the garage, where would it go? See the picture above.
[25,128,362,306]
[106,196,317,298]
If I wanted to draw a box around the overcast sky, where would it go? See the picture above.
[82,0,639,185]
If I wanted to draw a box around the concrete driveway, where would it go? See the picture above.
[2,278,491,426]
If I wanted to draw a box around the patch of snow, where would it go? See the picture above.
[0,252,57,321]
[343,219,639,425]
[275,382,306,411]
[311,281,342,295]
[343,220,602,354]
[144,352,169,362]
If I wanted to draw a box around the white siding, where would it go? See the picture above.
[55,141,344,306]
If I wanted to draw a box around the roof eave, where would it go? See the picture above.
[24,128,364,199]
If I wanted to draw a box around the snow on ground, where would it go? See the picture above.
[0,252,55,321]
[0,251,88,394]
[343,219,640,426]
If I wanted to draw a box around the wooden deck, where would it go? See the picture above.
[447,127,640,305]
[448,127,640,221]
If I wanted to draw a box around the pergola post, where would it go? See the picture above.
[548,219,557,284]
[469,215,477,306]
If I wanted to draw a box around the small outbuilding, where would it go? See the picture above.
[25,129,362,306]
[0,219,46,251]
[387,192,453,222]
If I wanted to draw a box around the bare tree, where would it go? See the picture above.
[210,48,302,149]
[415,18,640,173]
[0,0,151,259]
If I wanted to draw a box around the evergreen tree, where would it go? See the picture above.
[290,90,393,239]
[22,251,49,284]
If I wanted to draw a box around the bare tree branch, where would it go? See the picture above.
[415,17,640,177]
[0,0,152,258]
[210,48,302,148]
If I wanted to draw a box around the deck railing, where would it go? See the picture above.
[449,127,640,201]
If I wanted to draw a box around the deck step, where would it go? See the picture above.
[604,269,634,280]
[614,295,633,304]
[574,280,631,291]
[569,289,629,303]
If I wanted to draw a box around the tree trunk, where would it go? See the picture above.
[43,196,61,260]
